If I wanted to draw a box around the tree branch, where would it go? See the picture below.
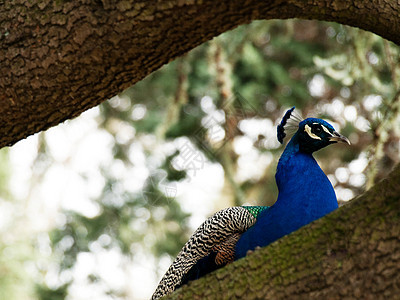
[1,0,399,148]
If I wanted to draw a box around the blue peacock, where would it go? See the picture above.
[152,107,350,299]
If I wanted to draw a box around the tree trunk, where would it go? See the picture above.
[165,163,400,299]
[1,0,399,148]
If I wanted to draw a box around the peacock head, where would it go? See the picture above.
[277,107,350,154]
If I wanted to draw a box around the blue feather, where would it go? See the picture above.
[235,134,338,258]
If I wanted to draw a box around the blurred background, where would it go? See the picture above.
[0,19,399,299]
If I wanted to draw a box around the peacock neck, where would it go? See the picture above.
[235,134,338,260]
[277,134,301,167]
[274,134,338,212]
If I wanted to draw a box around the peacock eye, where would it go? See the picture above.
[312,124,322,134]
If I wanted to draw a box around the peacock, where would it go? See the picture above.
[151,107,350,299]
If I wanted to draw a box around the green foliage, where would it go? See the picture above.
[35,283,68,300]
[0,148,10,199]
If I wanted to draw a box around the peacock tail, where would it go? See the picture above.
[151,206,268,299]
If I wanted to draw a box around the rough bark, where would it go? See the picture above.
[165,164,400,300]
[1,0,399,148]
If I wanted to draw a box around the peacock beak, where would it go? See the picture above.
[329,131,351,145]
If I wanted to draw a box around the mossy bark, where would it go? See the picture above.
[165,164,400,299]
[1,0,399,148]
